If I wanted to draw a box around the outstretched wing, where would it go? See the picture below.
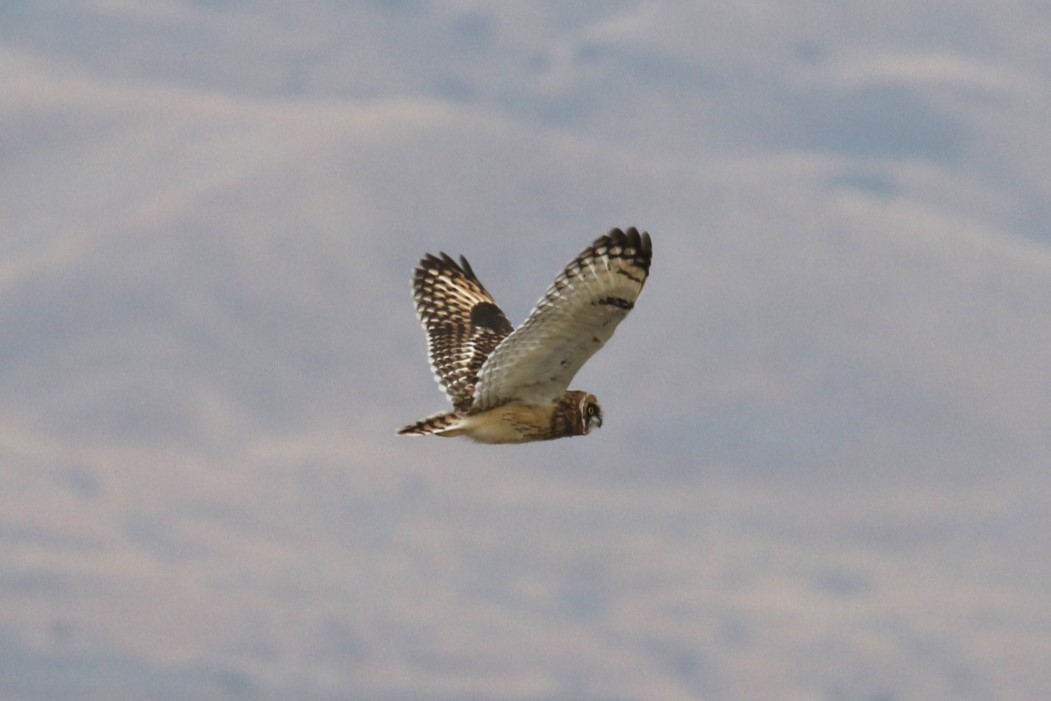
[472,227,652,410]
[410,252,514,411]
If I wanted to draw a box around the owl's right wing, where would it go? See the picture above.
[411,253,514,412]
[472,228,652,410]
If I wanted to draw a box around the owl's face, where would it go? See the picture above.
[581,394,603,433]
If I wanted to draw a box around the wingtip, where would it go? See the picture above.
[458,254,476,279]
[414,251,478,282]
[600,227,652,266]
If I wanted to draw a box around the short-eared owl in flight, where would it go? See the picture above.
[398,227,652,443]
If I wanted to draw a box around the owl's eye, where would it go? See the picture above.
[586,403,597,416]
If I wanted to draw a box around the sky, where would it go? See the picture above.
[2,1,1050,699]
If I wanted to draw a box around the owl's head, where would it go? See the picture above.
[579,392,603,434]
[558,390,603,437]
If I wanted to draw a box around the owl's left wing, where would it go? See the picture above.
[472,228,652,410]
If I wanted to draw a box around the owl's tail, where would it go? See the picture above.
[397,411,465,437]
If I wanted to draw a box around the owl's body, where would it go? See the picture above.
[398,228,652,443]
[399,390,599,444]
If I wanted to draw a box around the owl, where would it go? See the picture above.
[398,227,652,443]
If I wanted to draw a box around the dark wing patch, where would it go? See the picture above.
[595,296,635,310]
[470,302,514,334]
[411,252,514,411]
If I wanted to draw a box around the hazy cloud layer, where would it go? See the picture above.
[2,2,1050,699]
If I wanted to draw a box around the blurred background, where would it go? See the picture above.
[2,2,1049,699]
